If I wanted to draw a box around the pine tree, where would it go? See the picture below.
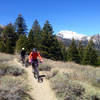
[1,23,17,53]
[78,41,84,64]
[16,34,28,52]
[41,20,65,60]
[28,29,34,41]
[14,14,27,37]
[5,38,14,54]
[41,20,54,58]
[62,45,67,62]
[82,40,98,65]
[32,20,41,49]
[33,31,42,50]
[42,20,53,35]
[28,20,41,51]
[28,29,34,51]
[32,20,41,35]
[2,23,17,47]
[0,38,6,52]
[49,35,63,60]
[67,38,80,63]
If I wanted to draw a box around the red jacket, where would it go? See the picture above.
[29,52,43,62]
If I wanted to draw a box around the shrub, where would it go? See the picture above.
[0,64,25,76]
[7,66,25,76]
[51,74,85,100]
[46,69,59,80]
[0,76,33,100]
[39,63,51,71]
[49,72,100,100]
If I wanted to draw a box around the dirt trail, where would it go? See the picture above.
[14,58,58,100]
[27,67,58,100]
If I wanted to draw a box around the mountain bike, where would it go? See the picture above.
[32,60,45,83]
[20,54,30,67]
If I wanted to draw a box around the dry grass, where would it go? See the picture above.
[0,76,32,100]
[0,53,33,100]
[1,53,100,100]
[0,64,25,76]
[42,58,100,100]
[43,58,100,87]
[0,53,14,62]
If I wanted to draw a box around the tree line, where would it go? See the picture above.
[0,14,99,66]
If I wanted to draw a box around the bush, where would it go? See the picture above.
[46,69,59,80]
[49,72,100,100]
[0,76,32,100]
[39,63,51,71]
[50,74,85,100]
[7,66,25,76]
[0,64,25,76]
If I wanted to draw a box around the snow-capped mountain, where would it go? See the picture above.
[57,30,91,41]
[56,30,100,50]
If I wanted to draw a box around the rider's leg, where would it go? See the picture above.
[21,56,25,64]
[34,60,39,78]
[21,56,23,62]
[34,65,39,78]
[23,56,25,64]
[32,62,35,73]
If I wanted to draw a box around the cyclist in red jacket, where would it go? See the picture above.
[29,48,43,79]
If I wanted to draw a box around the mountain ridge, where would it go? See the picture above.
[56,30,100,50]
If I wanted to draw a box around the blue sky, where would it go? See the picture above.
[0,0,100,36]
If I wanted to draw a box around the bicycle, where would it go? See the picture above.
[31,60,45,83]
[20,54,30,67]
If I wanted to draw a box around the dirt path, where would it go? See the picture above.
[14,58,57,100]
[27,67,58,100]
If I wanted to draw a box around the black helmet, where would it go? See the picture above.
[33,48,37,52]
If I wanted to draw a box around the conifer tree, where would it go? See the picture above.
[33,31,42,50]
[0,39,6,52]
[1,23,17,53]
[62,45,67,62]
[42,20,53,35]
[14,14,27,37]
[49,35,63,60]
[32,20,41,35]
[67,38,80,63]
[82,40,98,65]
[5,38,14,54]
[32,20,41,49]
[16,34,28,52]
[28,29,34,41]
[41,20,54,58]
[78,41,84,64]
[28,29,34,50]
[41,20,65,60]
[28,20,41,51]
[2,23,17,47]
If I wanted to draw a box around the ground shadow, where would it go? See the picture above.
[39,75,46,78]
[38,75,46,83]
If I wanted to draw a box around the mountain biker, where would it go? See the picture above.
[29,48,43,80]
[20,48,26,64]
